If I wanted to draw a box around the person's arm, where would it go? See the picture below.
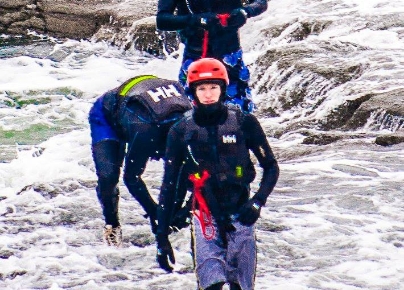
[226,0,268,30]
[156,124,186,272]
[245,113,279,205]
[156,0,190,31]
[236,113,279,226]
[157,126,186,235]
[243,0,268,18]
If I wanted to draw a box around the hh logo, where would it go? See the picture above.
[222,135,237,143]
[147,85,182,102]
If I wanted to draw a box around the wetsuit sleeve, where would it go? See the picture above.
[243,0,268,18]
[243,114,279,205]
[156,0,191,31]
[157,124,187,235]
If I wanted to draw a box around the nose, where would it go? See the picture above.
[204,90,213,99]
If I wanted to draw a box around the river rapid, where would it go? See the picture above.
[0,0,403,289]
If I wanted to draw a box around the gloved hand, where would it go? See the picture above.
[227,8,248,28]
[216,216,236,233]
[156,234,175,272]
[189,13,220,30]
[170,206,192,232]
[237,199,262,226]
[215,215,236,248]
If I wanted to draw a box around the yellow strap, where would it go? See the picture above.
[119,75,157,96]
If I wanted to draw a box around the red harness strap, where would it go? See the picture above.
[202,31,209,58]
[189,170,215,240]
[217,13,230,27]
[201,14,230,58]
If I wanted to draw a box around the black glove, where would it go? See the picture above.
[189,13,220,30]
[156,234,175,272]
[227,8,248,28]
[237,199,262,226]
[170,206,192,232]
[215,215,236,248]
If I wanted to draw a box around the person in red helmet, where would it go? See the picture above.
[155,58,279,290]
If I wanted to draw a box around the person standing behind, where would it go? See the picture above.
[155,58,279,290]
[89,75,192,247]
[156,0,268,113]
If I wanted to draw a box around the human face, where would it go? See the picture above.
[195,83,221,105]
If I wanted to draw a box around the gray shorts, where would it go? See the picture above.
[192,215,257,290]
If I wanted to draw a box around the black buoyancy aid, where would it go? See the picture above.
[184,107,256,185]
[117,76,192,123]
[102,75,192,127]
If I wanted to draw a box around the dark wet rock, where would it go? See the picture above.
[17,179,97,199]
[129,230,155,247]
[320,94,373,130]
[109,16,180,56]
[259,18,333,46]
[0,0,113,38]
[375,130,404,146]
[259,222,289,233]
[6,270,27,280]
[17,183,62,199]
[0,249,14,259]
[0,206,12,218]
[0,0,179,56]
[254,42,367,132]
[302,134,342,145]
[251,11,404,136]
[344,89,404,131]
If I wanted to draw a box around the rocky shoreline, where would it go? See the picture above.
[0,0,176,54]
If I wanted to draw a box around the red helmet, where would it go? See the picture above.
[187,58,229,86]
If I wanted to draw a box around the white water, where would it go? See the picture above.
[0,0,404,289]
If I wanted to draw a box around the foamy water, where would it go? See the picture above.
[0,0,403,289]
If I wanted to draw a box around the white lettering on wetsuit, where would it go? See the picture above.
[222,135,237,143]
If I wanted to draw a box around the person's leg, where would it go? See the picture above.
[92,140,125,227]
[89,97,125,228]
[222,50,254,113]
[227,222,257,290]
[192,216,227,290]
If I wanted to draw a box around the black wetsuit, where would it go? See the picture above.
[157,0,268,58]
[157,102,279,235]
